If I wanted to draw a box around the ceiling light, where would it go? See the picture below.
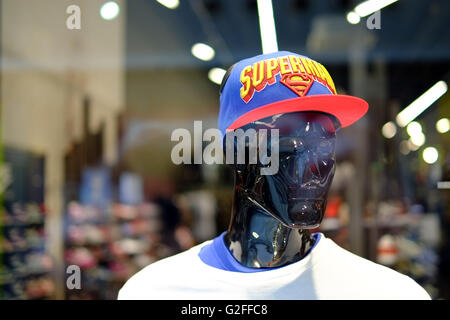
[406,121,422,137]
[208,68,226,85]
[100,1,120,20]
[382,121,396,139]
[156,0,179,9]
[346,11,361,24]
[399,141,410,155]
[409,133,425,148]
[191,43,215,61]
[423,147,438,164]
[436,118,450,134]
[407,140,420,152]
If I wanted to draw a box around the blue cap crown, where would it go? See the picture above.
[218,51,337,138]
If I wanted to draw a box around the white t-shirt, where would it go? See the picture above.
[118,233,431,300]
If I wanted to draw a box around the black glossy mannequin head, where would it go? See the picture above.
[225,111,339,268]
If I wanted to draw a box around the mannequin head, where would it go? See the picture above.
[218,51,368,268]
[227,111,338,229]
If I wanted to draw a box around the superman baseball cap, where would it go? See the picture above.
[218,51,368,138]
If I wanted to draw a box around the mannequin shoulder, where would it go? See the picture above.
[117,243,207,300]
[316,238,431,300]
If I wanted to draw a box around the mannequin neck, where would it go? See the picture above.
[224,187,316,269]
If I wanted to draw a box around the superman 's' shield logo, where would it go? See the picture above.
[280,73,314,97]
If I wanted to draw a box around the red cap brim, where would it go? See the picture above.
[227,95,369,131]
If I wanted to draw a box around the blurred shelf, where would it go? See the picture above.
[0,269,53,285]
[2,221,45,228]
[364,214,422,228]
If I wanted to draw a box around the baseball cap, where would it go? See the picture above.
[218,51,368,138]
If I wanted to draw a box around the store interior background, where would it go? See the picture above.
[1,0,449,299]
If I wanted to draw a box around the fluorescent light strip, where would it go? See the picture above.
[396,81,448,127]
[438,181,450,189]
[354,0,398,18]
[257,0,278,54]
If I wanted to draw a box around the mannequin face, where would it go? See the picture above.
[233,111,337,229]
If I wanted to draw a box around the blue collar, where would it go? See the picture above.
[198,232,321,272]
